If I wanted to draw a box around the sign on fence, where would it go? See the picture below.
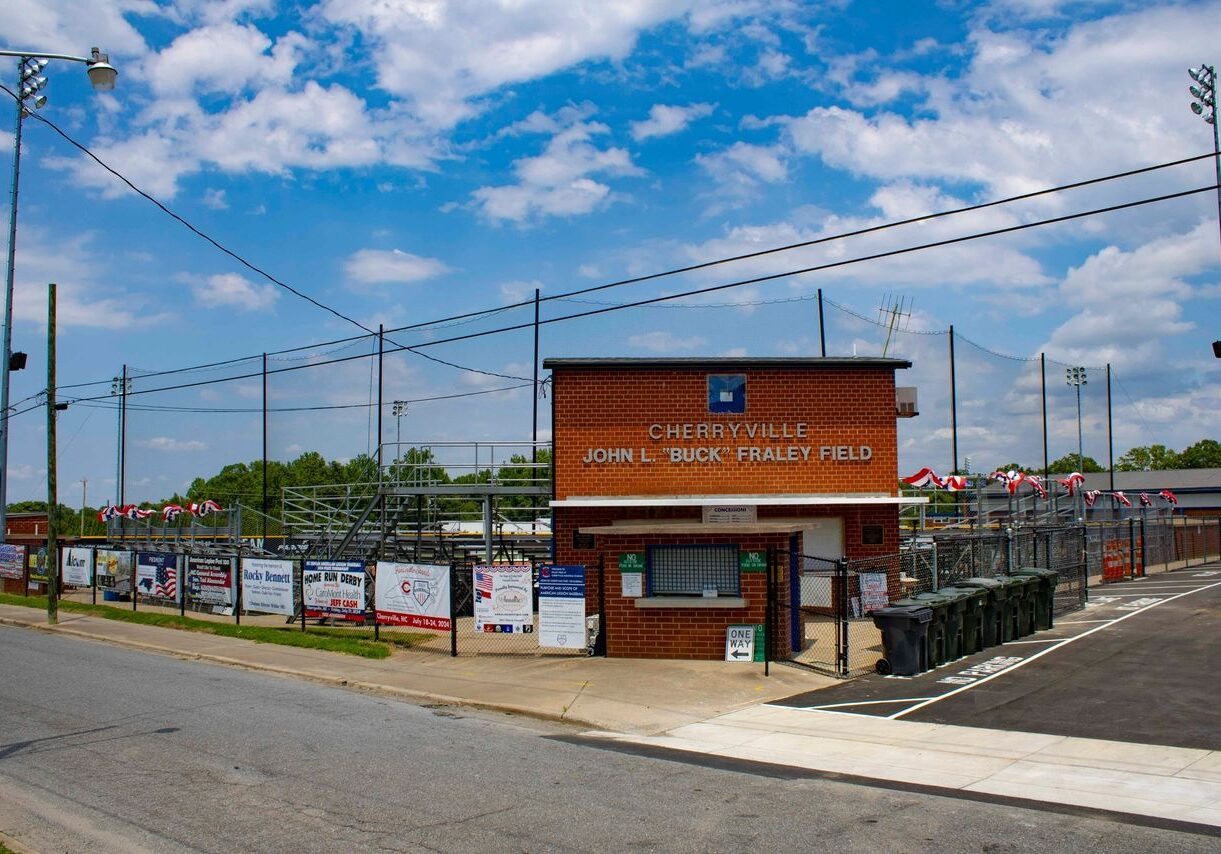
[136,552,180,601]
[28,547,47,584]
[61,547,94,587]
[96,549,133,593]
[538,565,585,649]
[241,558,295,616]
[374,561,451,630]
[859,572,889,613]
[0,544,25,580]
[473,564,533,633]
[187,556,236,608]
[303,560,366,616]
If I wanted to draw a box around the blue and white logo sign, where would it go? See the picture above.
[707,374,746,413]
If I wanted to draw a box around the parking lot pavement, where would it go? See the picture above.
[772,565,1221,751]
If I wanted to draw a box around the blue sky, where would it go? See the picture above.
[1,0,1219,505]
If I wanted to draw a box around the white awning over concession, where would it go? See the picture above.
[550,494,927,508]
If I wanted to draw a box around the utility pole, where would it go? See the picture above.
[46,283,58,625]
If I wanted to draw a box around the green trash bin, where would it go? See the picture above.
[893,594,948,666]
[1013,566,1060,630]
[997,574,1039,637]
[989,575,1026,642]
[898,589,969,662]
[940,585,987,655]
[955,577,1005,648]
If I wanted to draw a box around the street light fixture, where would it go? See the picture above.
[391,400,408,450]
[1188,64,1220,261]
[0,46,117,539]
[1066,367,1087,474]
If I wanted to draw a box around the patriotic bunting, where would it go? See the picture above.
[1057,472,1085,496]
[95,501,227,523]
[1139,493,1153,507]
[1084,490,1101,507]
[1112,491,1132,507]
[942,475,968,491]
[1159,489,1179,505]
[1026,475,1048,499]
[899,465,1176,513]
[901,467,944,488]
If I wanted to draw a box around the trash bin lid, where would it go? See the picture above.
[871,605,933,624]
[939,585,987,604]
[916,587,970,604]
[994,573,1037,591]
[1013,566,1059,581]
[956,576,1003,590]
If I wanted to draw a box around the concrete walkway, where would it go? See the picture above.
[0,603,832,735]
[590,704,1221,829]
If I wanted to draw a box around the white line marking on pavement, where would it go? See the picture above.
[887,580,1221,721]
[1003,639,1062,644]
[803,697,935,710]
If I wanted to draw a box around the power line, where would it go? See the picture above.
[38,181,1211,412]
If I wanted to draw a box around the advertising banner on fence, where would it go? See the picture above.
[538,564,585,649]
[303,560,366,616]
[136,552,180,601]
[374,561,451,630]
[187,555,236,608]
[241,558,295,616]
[61,547,94,587]
[859,572,889,614]
[473,564,533,633]
[96,549,134,594]
[0,544,25,580]
[28,547,47,584]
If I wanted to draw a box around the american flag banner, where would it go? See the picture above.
[162,504,185,521]
[1159,489,1179,505]
[97,505,121,522]
[474,569,494,601]
[902,467,943,488]
[942,475,968,491]
[153,564,177,599]
[195,499,223,516]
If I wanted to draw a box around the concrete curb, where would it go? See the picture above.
[0,615,607,732]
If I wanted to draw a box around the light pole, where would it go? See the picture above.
[1189,64,1220,260]
[0,46,117,540]
[391,400,407,457]
[1066,367,1087,473]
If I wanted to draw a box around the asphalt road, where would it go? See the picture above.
[775,566,1221,750]
[0,625,1215,853]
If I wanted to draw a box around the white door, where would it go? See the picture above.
[800,518,843,608]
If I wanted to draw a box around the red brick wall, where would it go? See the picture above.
[552,366,898,499]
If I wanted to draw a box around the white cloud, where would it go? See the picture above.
[472,121,643,223]
[0,0,151,59]
[344,249,450,285]
[143,23,305,97]
[139,437,208,452]
[627,331,708,352]
[695,142,787,209]
[499,280,544,304]
[202,188,228,210]
[192,273,280,311]
[631,102,715,141]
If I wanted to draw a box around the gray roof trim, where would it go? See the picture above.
[542,356,912,370]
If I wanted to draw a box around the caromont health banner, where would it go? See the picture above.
[473,564,533,633]
[61,547,94,587]
[241,558,295,616]
[303,560,366,616]
[374,561,451,631]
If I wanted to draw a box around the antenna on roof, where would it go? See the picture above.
[876,292,912,357]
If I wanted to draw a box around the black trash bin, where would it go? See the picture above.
[996,574,1039,637]
[896,589,968,663]
[940,585,987,655]
[955,577,1006,648]
[1013,566,1060,630]
[892,594,947,666]
[872,606,933,676]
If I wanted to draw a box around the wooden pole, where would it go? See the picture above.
[45,282,58,625]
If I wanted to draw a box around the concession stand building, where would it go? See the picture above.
[546,357,922,660]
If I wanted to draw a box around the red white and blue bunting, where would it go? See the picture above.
[901,468,1178,508]
[97,500,225,523]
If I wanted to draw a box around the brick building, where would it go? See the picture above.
[545,357,922,660]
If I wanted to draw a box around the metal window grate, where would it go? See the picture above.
[648,545,740,596]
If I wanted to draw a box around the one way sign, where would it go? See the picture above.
[725,624,761,662]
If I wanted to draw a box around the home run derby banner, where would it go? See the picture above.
[241,558,295,616]
[136,552,180,601]
[60,547,94,587]
[374,561,451,631]
[0,544,26,580]
[186,555,236,608]
[303,560,366,616]
[96,549,134,594]
[474,564,533,633]
[538,565,585,649]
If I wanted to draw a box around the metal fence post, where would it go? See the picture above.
[764,547,772,677]
[179,555,186,617]
[91,546,97,605]
[1080,525,1089,602]
[299,560,306,632]
[1127,519,1137,580]
[1138,517,1146,577]
[931,541,939,591]
[837,559,849,678]
[449,562,458,657]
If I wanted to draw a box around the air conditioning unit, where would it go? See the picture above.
[896,386,918,418]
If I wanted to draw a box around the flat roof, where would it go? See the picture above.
[542,356,912,370]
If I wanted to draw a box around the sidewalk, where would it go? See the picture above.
[0,602,835,735]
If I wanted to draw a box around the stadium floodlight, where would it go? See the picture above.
[0,46,119,537]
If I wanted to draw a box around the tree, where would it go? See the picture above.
[1116,444,1179,471]
[1176,439,1221,469]
[990,462,1033,474]
[1047,454,1104,474]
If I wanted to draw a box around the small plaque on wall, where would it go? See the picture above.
[862,524,885,545]
[572,531,596,550]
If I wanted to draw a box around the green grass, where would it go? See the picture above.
[0,593,414,659]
